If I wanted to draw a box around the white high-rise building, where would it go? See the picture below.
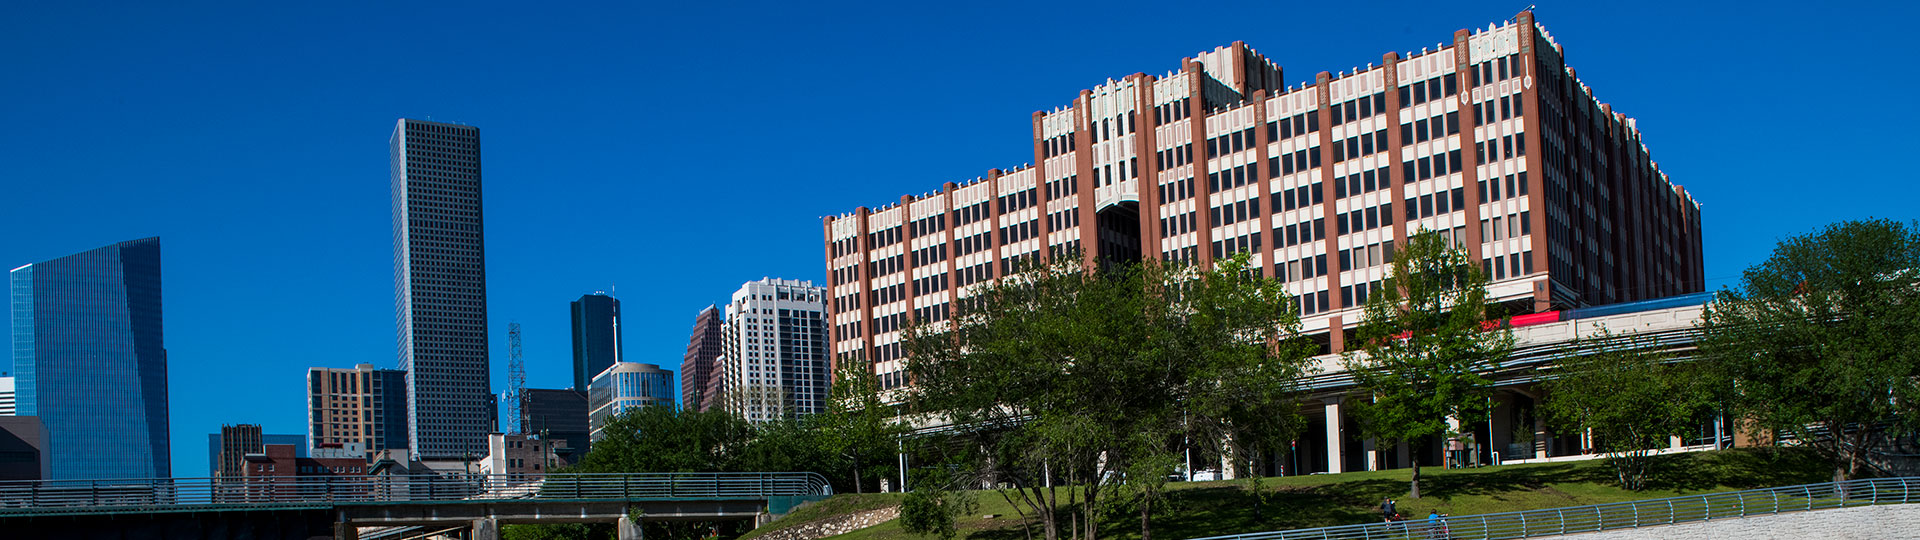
[719,278,829,423]
[0,376,14,416]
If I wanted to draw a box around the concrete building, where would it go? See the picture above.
[9,237,171,479]
[823,11,1704,391]
[242,443,368,478]
[208,424,305,479]
[680,305,724,412]
[521,388,589,459]
[587,363,673,441]
[307,364,407,460]
[0,416,49,481]
[480,432,569,478]
[571,293,624,394]
[719,279,829,422]
[0,376,13,416]
[393,118,494,459]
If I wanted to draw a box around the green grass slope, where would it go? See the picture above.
[784,448,1825,540]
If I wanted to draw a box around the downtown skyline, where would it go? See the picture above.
[3,0,1915,477]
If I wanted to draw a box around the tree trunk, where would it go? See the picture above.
[1409,449,1423,499]
[1139,492,1153,540]
[853,456,863,494]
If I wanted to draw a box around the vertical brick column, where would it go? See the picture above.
[821,216,839,374]
[1250,89,1274,277]
[1129,73,1160,257]
[1186,61,1215,269]
[1074,92,1100,269]
[1515,11,1553,312]
[1031,112,1052,263]
[1314,71,1344,350]
[1454,29,1485,262]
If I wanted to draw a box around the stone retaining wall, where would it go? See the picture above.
[755,505,900,540]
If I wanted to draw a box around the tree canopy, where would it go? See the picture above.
[1542,328,1723,490]
[903,254,1315,540]
[1698,218,1920,481]
[1343,230,1513,499]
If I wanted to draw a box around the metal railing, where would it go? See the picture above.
[1189,476,1916,540]
[0,472,831,515]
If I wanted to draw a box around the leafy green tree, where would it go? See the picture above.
[904,254,1313,540]
[569,405,759,474]
[1344,230,1513,499]
[1698,218,1920,482]
[816,364,905,493]
[899,470,979,540]
[1542,328,1723,490]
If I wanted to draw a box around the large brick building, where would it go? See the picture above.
[824,11,1704,389]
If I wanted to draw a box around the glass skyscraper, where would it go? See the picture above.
[570,293,622,393]
[10,237,171,479]
[392,119,493,459]
[587,362,673,441]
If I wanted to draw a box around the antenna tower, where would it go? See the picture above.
[506,322,526,434]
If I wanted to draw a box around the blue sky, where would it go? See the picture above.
[2,1,1913,477]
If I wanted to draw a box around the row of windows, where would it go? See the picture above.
[1401,111,1461,145]
[1483,250,1535,281]
[957,232,992,257]
[1046,175,1080,199]
[1337,240,1396,272]
[1212,231,1263,260]
[1090,158,1138,187]
[1331,128,1389,163]
[1160,211,1196,238]
[1481,211,1533,242]
[1406,188,1468,220]
[868,254,903,277]
[1205,126,1257,159]
[1153,98,1192,124]
[1328,91,1389,126]
[1403,149,1465,182]
[912,273,950,297]
[1473,94,1524,125]
[1211,197,1261,227]
[1269,146,1322,176]
[1334,166,1392,199]
[957,201,991,225]
[914,303,951,325]
[1208,161,1258,192]
[1159,177,1195,203]
[1336,202,1394,236]
[910,244,948,267]
[1272,181,1325,212]
[999,220,1039,245]
[869,312,908,335]
[1089,113,1137,144]
[1267,110,1320,141]
[1042,132,1077,158]
[909,214,948,239]
[1476,135,1527,163]
[998,188,1038,214]
[1397,74,1459,108]
[1155,144,1194,171]
[1478,172,1530,204]
[1275,217,1326,249]
[870,282,905,305]
[1278,254,1329,284]
[1047,208,1081,232]
[867,227,902,249]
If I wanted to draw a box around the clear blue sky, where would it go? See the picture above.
[3,1,1913,477]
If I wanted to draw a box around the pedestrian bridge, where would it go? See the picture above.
[0,472,833,539]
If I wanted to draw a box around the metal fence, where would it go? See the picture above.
[0,472,832,514]
[1189,476,1916,540]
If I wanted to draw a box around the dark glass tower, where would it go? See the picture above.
[10,237,170,479]
[569,293,622,393]
[680,305,723,411]
[392,119,492,459]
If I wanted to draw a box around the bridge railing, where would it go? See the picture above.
[0,472,831,513]
[1187,476,1915,540]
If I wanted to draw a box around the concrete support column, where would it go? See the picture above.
[1323,397,1344,474]
[619,515,644,540]
[334,522,359,540]
[1534,410,1551,459]
[472,518,500,540]
[1669,435,1684,450]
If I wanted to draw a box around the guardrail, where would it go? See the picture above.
[0,472,832,515]
[1189,476,1916,540]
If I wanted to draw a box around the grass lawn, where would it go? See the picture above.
[764,448,1826,540]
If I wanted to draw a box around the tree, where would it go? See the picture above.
[1542,328,1722,490]
[903,254,1314,540]
[569,406,760,474]
[899,469,978,540]
[1698,218,1920,482]
[1343,230,1513,499]
[816,365,905,493]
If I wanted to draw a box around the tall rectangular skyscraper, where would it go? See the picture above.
[570,293,622,393]
[680,305,723,412]
[719,279,828,423]
[392,119,493,459]
[10,237,171,479]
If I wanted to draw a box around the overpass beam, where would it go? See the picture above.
[619,515,644,540]
[334,522,359,540]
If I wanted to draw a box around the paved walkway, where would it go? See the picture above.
[1556,504,1920,539]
